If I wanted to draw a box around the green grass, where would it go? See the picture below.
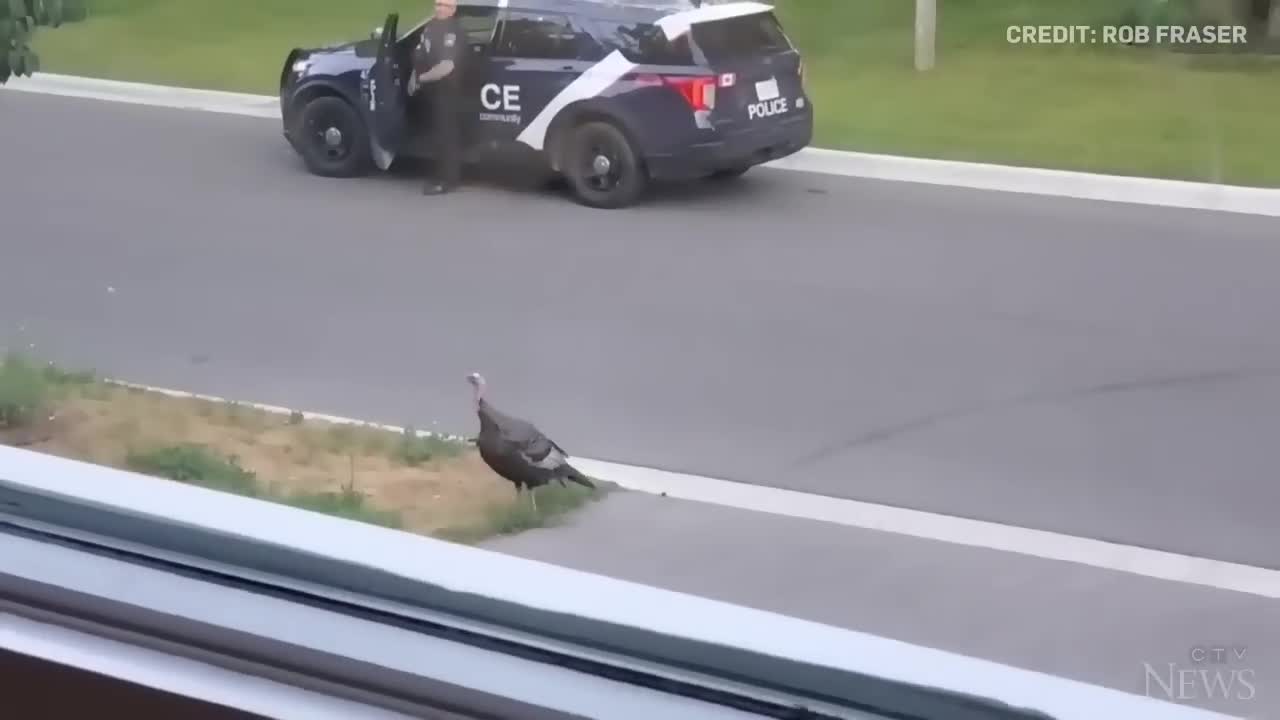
[0,354,50,430]
[0,352,96,430]
[26,0,1280,186]
[393,425,464,467]
[292,418,467,467]
[127,443,263,496]
[1,353,610,542]
[434,480,615,545]
[31,0,420,92]
[773,0,1280,187]
[126,442,407,528]
[280,483,405,529]
[124,441,609,542]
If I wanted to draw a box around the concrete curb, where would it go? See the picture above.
[5,73,281,118]
[8,72,1280,217]
[767,147,1280,217]
[101,379,1280,600]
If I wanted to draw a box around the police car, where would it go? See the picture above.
[279,0,813,208]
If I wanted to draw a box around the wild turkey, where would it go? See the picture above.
[466,372,594,512]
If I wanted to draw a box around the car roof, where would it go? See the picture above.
[456,0,753,22]
[394,0,773,39]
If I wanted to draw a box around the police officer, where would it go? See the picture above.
[409,0,463,195]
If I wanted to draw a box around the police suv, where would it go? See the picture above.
[279,0,813,208]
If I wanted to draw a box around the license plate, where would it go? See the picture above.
[755,78,779,101]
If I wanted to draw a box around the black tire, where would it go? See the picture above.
[708,166,751,181]
[295,96,372,178]
[562,121,647,209]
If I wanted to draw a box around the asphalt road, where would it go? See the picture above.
[3,93,1280,568]
[487,493,1280,719]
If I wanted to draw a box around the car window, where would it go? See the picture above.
[493,10,592,61]
[398,8,497,49]
[690,12,792,62]
[593,20,694,66]
[457,6,499,47]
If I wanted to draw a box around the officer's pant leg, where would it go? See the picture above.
[432,94,461,189]
[420,96,437,189]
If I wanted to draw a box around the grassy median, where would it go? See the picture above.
[27,0,1280,187]
[0,353,607,543]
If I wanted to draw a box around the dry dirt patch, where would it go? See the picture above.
[0,358,605,542]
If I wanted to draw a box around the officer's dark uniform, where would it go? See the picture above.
[416,15,464,194]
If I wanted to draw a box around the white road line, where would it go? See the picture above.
[104,379,1280,600]
[7,72,1280,217]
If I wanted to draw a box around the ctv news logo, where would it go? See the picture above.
[1143,646,1258,703]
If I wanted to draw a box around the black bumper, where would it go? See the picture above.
[644,108,814,181]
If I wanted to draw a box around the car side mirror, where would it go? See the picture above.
[371,26,383,40]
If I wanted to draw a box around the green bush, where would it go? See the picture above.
[0,0,89,84]
[0,353,50,430]
[126,444,261,497]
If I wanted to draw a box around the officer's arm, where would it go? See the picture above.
[416,25,460,84]
[416,59,455,84]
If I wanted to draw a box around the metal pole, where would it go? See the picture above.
[915,0,936,71]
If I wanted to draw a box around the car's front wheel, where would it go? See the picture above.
[295,96,372,178]
[562,121,647,209]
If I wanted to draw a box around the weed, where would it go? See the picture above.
[326,423,356,453]
[126,443,261,497]
[282,484,404,529]
[222,400,244,425]
[0,353,50,430]
[3,354,603,544]
[434,481,608,545]
[395,426,434,466]
[359,424,392,455]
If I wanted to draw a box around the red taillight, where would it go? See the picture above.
[663,75,717,111]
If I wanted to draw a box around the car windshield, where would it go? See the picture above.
[3,0,1277,719]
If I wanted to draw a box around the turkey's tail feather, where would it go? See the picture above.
[561,464,595,488]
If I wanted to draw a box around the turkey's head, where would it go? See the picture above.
[466,372,487,408]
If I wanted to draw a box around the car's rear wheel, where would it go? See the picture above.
[296,96,371,178]
[562,121,647,209]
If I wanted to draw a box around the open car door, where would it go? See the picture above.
[365,13,407,171]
